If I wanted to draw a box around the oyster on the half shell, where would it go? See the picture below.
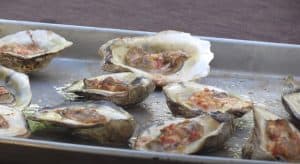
[163,82,253,118]
[0,105,29,137]
[59,72,155,106]
[0,30,72,73]
[27,101,135,144]
[99,31,214,86]
[242,107,300,162]
[0,65,31,110]
[132,114,233,154]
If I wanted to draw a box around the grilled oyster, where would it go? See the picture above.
[59,72,155,106]
[99,31,214,86]
[0,65,31,110]
[242,107,300,162]
[0,105,29,137]
[0,30,72,73]
[163,82,253,118]
[28,102,135,144]
[132,114,233,154]
[282,89,300,121]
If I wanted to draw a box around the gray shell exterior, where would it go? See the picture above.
[132,114,233,154]
[0,105,29,137]
[242,107,300,161]
[0,65,31,111]
[282,89,300,121]
[58,72,155,106]
[28,101,135,144]
[163,82,253,118]
[98,31,214,86]
[0,30,73,73]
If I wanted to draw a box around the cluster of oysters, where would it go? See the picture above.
[0,30,299,162]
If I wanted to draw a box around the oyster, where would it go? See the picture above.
[242,107,300,162]
[163,82,253,118]
[59,72,155,105]
[27,102,135,144]
[282,90,300,121]
[0,65,31,110]
[99,31,214,86]
[132,114,233,154]
[0,30,72,73]
[0,105,29,137]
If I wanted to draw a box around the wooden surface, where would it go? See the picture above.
[1,0,300,44]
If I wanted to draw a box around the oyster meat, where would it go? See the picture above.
[163,82,253,118]
[99,31,214,86]
[282,90,300,121]
[28,101,135,144]
[242,107,300,162]
[132,114,233,154]
[0,65,31,110]
[59,72,155,105]
[0,30,72,73]
[0,105,29,137]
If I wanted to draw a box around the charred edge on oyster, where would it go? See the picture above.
[242,107,300,162]
[282,90,300,121]
[99,31,214,86]
[133,114,233,154]
[0,105,29,137]
[59,73,155,106]
[0,30,73,73]
[27,102,135,144]
[163,82,253,118]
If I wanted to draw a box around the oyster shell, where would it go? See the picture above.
[0,65,31,110]
[99,31,214,86]
[132,114,233,154]
[27,101,135,144]
[0,105,29,137]
[242,107,300,162]
[59,72,155,105]
[163,82,253,118]
[0,30,72,73]
[282,90,300,121]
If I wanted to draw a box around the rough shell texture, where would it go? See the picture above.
[163,82,253,118]
[0,65,31,111]
[132,114,233,154]
[99,30,214,86]
[282,90,300,121]
[28,101,135,144]
[59,72,155,106]
[0,105,29,137]
[0,30,72,73]
[242,107,300,161]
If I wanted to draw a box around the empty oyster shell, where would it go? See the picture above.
[0,65,31,110]
[163,82,253,118]
[242,107,300,162]
[132,114,233,154]
[282,90,300,121]
[99,30,214,86]
[27,101,135,144]
[0,30,72,73]
[59,72,155,105]
[0,105,29,137]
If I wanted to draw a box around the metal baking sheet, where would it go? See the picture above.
[0,19,300,164]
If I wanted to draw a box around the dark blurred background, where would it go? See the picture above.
[1,0,300,43]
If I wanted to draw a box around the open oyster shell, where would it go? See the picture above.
[99,30,214,86]
[0,65,31,110]
[242,107,300,162]
[0,105,29,137]
[163,82,253,118]
[27,101,135,144]
[282,89,300,121]
[59,72,155,106]
[0,30,72,73]
[132,114,233,154]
